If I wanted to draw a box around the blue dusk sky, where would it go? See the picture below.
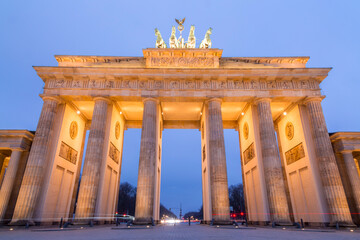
[1,0,359,216]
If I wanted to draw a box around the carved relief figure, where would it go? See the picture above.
[285,122,294,140]
[185,25,196,48]
[115,121,120,140]
[169,26,178,48]
[69,121,78,140]
[199,28,212,49]
[155,28,167,48]
[243,122,249,140]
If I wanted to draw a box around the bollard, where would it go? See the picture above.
[300,218,304,229]
[89,220,94,227]
[272,222,276,228]
[336,222,339,230]
[59,217,63,228]
[116,213,119,226]
[151,217,155,226]
[245,217,248,227]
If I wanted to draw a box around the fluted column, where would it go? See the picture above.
[0,150,23,221]
[0,153,6,185]
[305,97,353,225]
[206,98,230,223]
[10,97,60,225]
[135,98,158,224]
[341,151,360,215]
[75,97,110,221]
[255,98,290,223]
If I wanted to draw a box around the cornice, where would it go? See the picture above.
[34,66,331,83]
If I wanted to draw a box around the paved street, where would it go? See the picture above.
[0,223,359,240]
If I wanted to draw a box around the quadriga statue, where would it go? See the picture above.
[169,26,178,48]
[199,27,212,49]
[154,28,167,48]
[185,25,196,48]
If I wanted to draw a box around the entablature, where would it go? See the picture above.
[330,132,360,153]
[36,66,329,95]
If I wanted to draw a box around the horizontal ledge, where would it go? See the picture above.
[125,120,238,130]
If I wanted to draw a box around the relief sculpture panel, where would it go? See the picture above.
[109,142,120,164]
[285,142,305,165]
[243,143,255,165]
[59,141,78,164]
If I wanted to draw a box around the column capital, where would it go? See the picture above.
[11,148,24,153]
[253,97,272,105]
[205,98,222,104]
[142,98,159,104]
[302,96,325,105]
[341,150,354,155]
[40,95,63,104]
[93,96,112,103]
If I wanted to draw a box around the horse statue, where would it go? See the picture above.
[169,26,178,48]
[155,28,167,48]
[185,25,196,48]
[199,27,212,49]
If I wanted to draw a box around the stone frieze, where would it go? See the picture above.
[46,78,320,91]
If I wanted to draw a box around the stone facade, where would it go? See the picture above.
[0,48,358,226]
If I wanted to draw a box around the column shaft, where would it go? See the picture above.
[0,150,23,221]
[305,99,353,225]
[342,151,360,216]
[75,98,109,221]
[11,98,59,224]
[256,99,290,223]
[0,153,6,186]
[135,99,158,224]
[206,99,230,223]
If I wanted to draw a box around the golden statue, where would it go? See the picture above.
[175,18,186,48]
[175,18,185,31]
[169,26,178,48]
[154,28,167,48]
[199,27,212,49]
[185,25,196,48]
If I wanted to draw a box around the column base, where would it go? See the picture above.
[329,221,356,228]
[133,217,154,225]
[211,220,233,225]
[8,219,35,226]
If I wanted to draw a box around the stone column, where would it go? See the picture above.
[255,98,290,223]
[75,97,110,222]
[304,97,353,225]
[341,151,360,218]
[0,153,5,174]
[10,97,60,225]
[134,98,158,224]
[0,150,23,221]
[206,98,230,224]
[0,153,6,186]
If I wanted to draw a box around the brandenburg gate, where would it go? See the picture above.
[0,25,359,227]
